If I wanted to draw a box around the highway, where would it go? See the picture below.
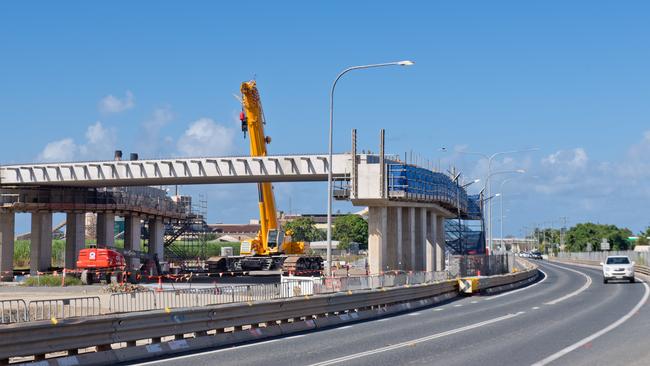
[133,261,650,366]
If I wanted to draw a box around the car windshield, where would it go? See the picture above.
[606,257,630,265]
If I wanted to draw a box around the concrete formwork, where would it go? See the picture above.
[30,212,53,275]
[124,215,142,270]
[64,213,85,270]
[0,212,15,281]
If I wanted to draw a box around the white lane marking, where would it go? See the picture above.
[454,304,463,307]
[471,301,478,304]
[377,318,389,322]
[485,269,548,301]
[543,262,592,305]
[407,312,421,316]
[132,338,281,365]
[306,312,525,366]
[532,307,540,310]
[337,325,352,330]
[284,334,307,340]
[532,281,650,366]
[434,308,445,311]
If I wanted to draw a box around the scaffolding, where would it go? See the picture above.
[164,194,211,269]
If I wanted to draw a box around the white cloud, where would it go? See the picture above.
[542,148,588,169]
[37,121,117,162]
[177,118,236,157]
[38,138,78,162]
[138,107,175,156]
[99,91,135,113]
[78,121,116,159]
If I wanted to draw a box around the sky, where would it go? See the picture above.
[1,1,650,236]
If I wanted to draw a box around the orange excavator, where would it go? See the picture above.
[206,81,323,274]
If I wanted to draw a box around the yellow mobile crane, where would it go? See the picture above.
[206,81,323,274]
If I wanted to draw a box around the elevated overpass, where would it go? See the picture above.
[0,133,483,277]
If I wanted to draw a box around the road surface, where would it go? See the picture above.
[132,261,650,366]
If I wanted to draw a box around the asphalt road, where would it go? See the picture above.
[133,261,650,366]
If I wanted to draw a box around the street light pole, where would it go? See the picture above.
[455,148,538,254]
[327,60,414,276]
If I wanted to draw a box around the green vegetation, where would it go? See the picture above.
[284,217,326,242]
[333,215,368,250]
[13,239,125,269]
[23,274,82,286]
[565,223,633,251]
[167,240,242,258]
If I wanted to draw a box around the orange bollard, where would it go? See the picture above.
[156,276,163,292]
[477,270,481,277]
[61,269,66,287]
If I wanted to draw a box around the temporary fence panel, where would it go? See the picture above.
[28,297,101,321]
[0,299,28,324]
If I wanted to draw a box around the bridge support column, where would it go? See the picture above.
[417,208,427,271]
[396,208,403,270]
[96,213,115,248]
[148,217,164,261]
[435,215,446,271]
[0,212,15,281]
[425,211,436,272]
[400,207,410,270]
[30,212,52,275]
[124,216,141,270]
[65,213,85,270]
[409,207,416,271]
[385,207,399,270]
[368,207,388,274]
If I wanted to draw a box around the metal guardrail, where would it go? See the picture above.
[109,281,312,313]
[550,256,650,277]
[0,300,27,324]
[0,267,538,363]
[28,297,101,321]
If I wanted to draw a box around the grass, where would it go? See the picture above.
[22,274,83,287]
[12,239,242,269]
[167,241,241,258]
[13,239,125,269]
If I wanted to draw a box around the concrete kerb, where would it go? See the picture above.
[7,269,539,366]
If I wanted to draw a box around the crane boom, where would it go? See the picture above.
[240,81,279,254]
[205,81,323,274]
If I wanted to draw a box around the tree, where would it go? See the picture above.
[332,215,368,250]
[565,223,633,252]
[284,218,325,242]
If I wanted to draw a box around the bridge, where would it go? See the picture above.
[0,130,484,278]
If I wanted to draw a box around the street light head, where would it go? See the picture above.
[473,179,481,184]
[398,60,415,66]
[516,169,526,173]
[495,193,501,197]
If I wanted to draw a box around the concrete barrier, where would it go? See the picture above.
[4,267,539,366]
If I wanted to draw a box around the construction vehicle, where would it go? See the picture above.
[206,81,323,274]
[76,246,162,285]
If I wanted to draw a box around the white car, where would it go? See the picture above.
[601,256,635,283]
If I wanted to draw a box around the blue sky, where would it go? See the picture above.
[1,1,650,235]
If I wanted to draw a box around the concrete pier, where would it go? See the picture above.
[65,213,85,269]
[124,215,142,270]
[96,213,115,247]
[436,215,446,271]
[426,211,436,272]
[367,204,450,274]
[367,207,388,274]
[148,217,164,260]
[0,212,15,281]
[30,212,52,275]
